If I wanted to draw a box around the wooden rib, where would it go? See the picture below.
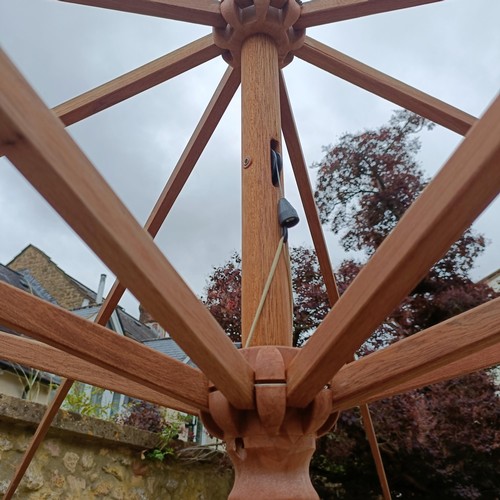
[287,93,500,408]
[295,0,442,29]
[367,344,499,404]
[60,0,226,27]
[3,283,126,500]
[0,49,254,409]
[145,65,240,237]
[280,74,390,498]
[329,297,500,412]
[2,377,73,500]
[1,332,196,500]
[0,332,198,414]
[279,73,339,306]
[0,282,208,409]
[2,69,240,500]
[54,35,222,126]
[359,404,392,500]
[296,37,476,136]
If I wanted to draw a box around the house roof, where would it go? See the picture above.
[0,264,56,333]
[0,264,61,384]
[0,264,32,292]
[7,244,96,309]
[19,270,58,304]
[116,309,158,342]
[481,268,500,283]
[141,339,242,369]
[72,305,158,342]
[142,338,197,368]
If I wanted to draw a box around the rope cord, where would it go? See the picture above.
[245,235,285,348]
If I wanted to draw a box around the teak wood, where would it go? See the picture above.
[1,1,499,498]
[0,282,208,410]
[279,73,340,306]
[297,37,476,136]
[280,74,391,498]
[2,373,73,500]
[0,332,197,415]
[54,35,222,126]
[295,0,442,29]
[287,93,500,408]
[145,65,240,237]
[330,297,500,412]
[1,65,242,500]
[366,344,500,405]
[241,34,292,346]
[359,404,392,500]
[60,0,226,27]
[0,48,255,410]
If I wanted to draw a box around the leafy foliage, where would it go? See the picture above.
[63,383,112,419]
[311,110,499,498]
[203,109,499,498]
[203,252,242,343]
[117,400,188,461]
[314,110,434,253]
[144,421,182,461]
[116,400,164,433]
[203,247,329,346]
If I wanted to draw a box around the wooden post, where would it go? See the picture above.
[241,34,292,347]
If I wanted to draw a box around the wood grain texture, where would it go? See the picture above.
[365,344,500,404]
[1,70,240,498]
[359,404,392,500]
[295,0,442,29]
[0,332,198,414]
[145,66,240,237]
[3,281,124,500]
[296,37,476,136]
[287,93,500,408]
[60,0,226,27]
[241,35,292,346]
[0,48,254,409]
[54,35,222,126]
[0,282,208,409]
[330,297,500,411]
[279,73,339,306]
[280,75,390,496]
[2,377,74,500]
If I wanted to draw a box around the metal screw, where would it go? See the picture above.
[243,156,252,168]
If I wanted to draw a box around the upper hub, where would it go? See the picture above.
[213,0,306,67]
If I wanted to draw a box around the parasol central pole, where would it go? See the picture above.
[241,33,293,347]
[203,11,336,500]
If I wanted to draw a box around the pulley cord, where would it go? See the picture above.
[245,235,285,348]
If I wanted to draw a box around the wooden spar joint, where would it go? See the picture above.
[200,346,338,499]
[213,0,305,68]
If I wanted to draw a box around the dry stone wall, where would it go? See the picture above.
[0,395,233,499]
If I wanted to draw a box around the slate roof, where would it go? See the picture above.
[141,339,241,369]
[0,264,61,384]
[0,265,56,334]
[0,264,32,293]
[117,310,159,342]
[72,305,159,342]
[142,338,197,368]
[19,270,58,304]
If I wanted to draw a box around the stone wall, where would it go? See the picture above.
[0,395,233,499]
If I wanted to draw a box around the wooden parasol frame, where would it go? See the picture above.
[0,1,499,498]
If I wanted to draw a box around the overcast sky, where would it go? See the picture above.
[1,0,499,319]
